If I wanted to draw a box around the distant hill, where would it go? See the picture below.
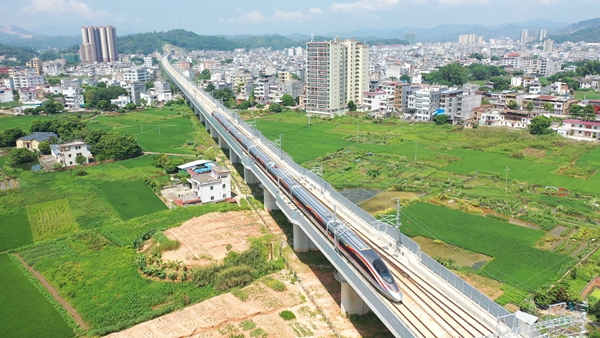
[555,17,600,34]
[552,26,600,43]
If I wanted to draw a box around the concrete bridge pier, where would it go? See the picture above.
[293,223,317,252]
[229,149,240,164]
[218,135,228,149]
[209,125,218,138]
[263,187,279,211]
[243,168,259,184]
[198,111,205,123]
[335,271,370,315]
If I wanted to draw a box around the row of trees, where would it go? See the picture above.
[0,127,26,147]
[83,85,129,109]
[23,100,65,116]
[422,63,508,87]
[86,129,142,161]
[30,117,87,141]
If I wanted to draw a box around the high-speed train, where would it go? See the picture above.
[212,110,403,303]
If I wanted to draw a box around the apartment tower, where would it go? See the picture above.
[80,26,118,63]
[305,39,369,117]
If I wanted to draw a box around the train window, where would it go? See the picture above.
[373,259,394,284]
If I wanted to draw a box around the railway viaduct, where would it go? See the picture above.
[162,54,586,338]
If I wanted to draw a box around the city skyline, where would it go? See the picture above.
[1,0,599,36]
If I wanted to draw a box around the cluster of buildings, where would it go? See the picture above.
[15,131,93,167]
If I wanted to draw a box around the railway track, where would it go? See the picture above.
[165,58,496,338]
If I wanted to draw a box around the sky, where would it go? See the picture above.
[1,0,599,36]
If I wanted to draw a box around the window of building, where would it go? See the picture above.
[210,186,213,190]
[68,154,71,158]
[223,194,226,198]
[222,184,226,188]
[211,196,214,200]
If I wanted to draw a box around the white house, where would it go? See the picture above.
[50,140,93,167]
[110,95,131,108]
[0,88,14,103]
[556,119,600,142]
[64,95,85,109]
[188,165,231,203]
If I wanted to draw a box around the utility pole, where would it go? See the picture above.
[392,197,402,249]
[414,140,419,161]
[505,166,510,192]
[356,124,359,146]
[274,134,284,159]
[307,114,312,127]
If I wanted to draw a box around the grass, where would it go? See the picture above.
[100,180,168,221]
[27,199,79,242]
[0,254,74,337]
[88,108,196,154]
[574,91,600,100]
[0,212,33,252]
[401,203,574,291]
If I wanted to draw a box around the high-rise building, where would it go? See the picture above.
[305,39,369,116]
[404,33,415,45]
[520,29,528,44]
[26,58,42,75]
[543,39,554,52]
[80,26,118,63]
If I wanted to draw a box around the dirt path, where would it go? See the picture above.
[14,253,90,330]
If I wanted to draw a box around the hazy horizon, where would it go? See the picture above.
[1,0,598,37]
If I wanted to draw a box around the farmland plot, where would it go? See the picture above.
[0,212,33,252]
[27,199,79,242]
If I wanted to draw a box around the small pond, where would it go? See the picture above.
[14,160,41,171]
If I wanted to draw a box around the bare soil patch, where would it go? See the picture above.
[455,271,504,300]
[522,147,546,158]
[161,211,267,267]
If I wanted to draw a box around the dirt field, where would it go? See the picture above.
[107,209,373,338]
[161,211,267,267]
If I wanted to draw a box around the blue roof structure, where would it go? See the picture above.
[18,132,57,142]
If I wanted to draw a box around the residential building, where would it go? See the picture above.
[50,141,93,167]
[557,120,600,142]
[26,58,42,75]
[126,83,146,105]
[18,87,38,102]
[110,95,131,108]
[521,95,575,115]
[61,78,82,90]
[440,89,482,123]
[479,110,538,129]
[16,132,57,151]
[305,39,369,117]
[80,26,118,63]
[361,90,388,115]
[188,165,231,203]
[144,57,153,68]
[64,94,85,109]
[403,85,442,121]
[123,68,150,83]
[0,88,14,102]
[502,53,523,68]
[11,74,45,89]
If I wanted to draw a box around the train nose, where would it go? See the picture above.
[390,291,403,303]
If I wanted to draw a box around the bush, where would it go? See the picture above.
[215,265,254,291]
[486,214,509,222]
[509,151,524,159]
[279,310,296,321]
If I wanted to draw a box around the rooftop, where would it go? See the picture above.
[18,132,57,142]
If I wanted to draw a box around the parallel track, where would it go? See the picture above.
[164,57,496,338]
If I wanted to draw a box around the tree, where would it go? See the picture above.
[269,103,282,113]
[8,148,37,165]
[582,104,595,121]
[434,114,449,125]
[91,133,142,161]
[205,83,216,92]
[145,82,154,91]
[238,100,252,109]
[424,63,469,86]
[38,141,51,155]
[348,100,357,111]
[97,100,109,110]
[513,70,525,76]
[543,103,554,113]
[124,103,137,111]
[97,81,107,88]
[507,101,519,110]
[529,115,553,135]
[525,101,534,112]
[75,154,87,165]
[199,69,211,80]
[491,76,510,91]
[0,127,25,147]
[400,74,411,83]
[280,94,295,107]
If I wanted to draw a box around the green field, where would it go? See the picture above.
[88,108,196,154]
[27,199,79,242]
[0,254,74,337]
[0,212,33,252]
[101,180,168,221]
[0,114,71,133]
[401,203,574,291]
[574,91,600,100]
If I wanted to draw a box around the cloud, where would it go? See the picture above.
[308,8,324,15]
[221,10,266,24]
[330,0,399,12]
[274,9,307,21]
[436,0,488,4]
[273,8,323,21]
[22,0,109,18]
